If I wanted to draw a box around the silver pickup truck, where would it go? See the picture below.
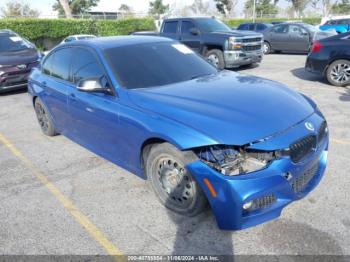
[133,17,264,70]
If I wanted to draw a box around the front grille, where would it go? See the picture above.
[242,37,262,43]
[242,45,261,51]
[290,135,317,163]
[318,121,328,142]
[291,162,319,193]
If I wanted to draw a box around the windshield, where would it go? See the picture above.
[77,36,95,40]
[0,35,33,52]
[105,42,217,89]
[196,18,232,33]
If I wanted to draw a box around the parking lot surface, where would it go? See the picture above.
[0,54,349,256]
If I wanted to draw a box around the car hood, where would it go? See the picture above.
[0,48,39,66]
[128,71,314,146]
[209,30,262,38]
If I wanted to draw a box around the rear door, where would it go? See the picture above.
[66,47,122,163]
[179,20,201,52]
[161,20,180,40]
[39,48,73,133]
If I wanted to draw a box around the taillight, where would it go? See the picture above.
[311,41,323,53]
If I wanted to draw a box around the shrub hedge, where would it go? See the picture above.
[0,18,156,49]
[225,17,322,27]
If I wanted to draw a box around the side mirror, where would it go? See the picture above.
[190,28,200,35]
[77,76,112,94]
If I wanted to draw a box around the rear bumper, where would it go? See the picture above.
[187,114,328,230]
[224,50,263,68]
[305,54,328,76]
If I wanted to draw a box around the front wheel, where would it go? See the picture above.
[145,143,207,216]
[326,59,350,87]
[206,49,225,70]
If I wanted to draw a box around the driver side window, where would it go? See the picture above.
[272,25,288,33]
[71,48,103,84]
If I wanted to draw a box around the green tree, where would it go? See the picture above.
[0,1,40,18]
[214,0,237,16]
[244,0,277,17]
[148,0,169,17]
[331,0,350,14]
[286,0,308,17]
[53,0,99,17]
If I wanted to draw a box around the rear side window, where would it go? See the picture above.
[257,24,266,31]
[71,48,103,84]
[163,21,178,34]
[238,24,248,30]
[181,21,195,34]
[51,48,72,81]
[273,25,288,33]
[248,24,255,30]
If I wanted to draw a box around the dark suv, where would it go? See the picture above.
[0,30,40,93]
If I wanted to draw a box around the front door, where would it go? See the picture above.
[179,20,201,53]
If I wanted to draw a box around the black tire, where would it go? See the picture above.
[263,41,271,54]
[34,97,57,136]
[326,59,350,87]
[206,49,225,70]
[145,143,207,216]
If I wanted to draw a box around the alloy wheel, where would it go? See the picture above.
[35,103,49,133]
[330,63,350,84]
[207,54,220,68]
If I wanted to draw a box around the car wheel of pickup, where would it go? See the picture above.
[146,143,207,216]
[326,59,350,87]
[263,41,271,54]
[206,49,225,70]
[34,97,57,136]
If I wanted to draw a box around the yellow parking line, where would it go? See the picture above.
[331,138,350,145]
[0,133,123,258]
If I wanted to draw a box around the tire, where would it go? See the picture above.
[263,41,271,54]
[326,59,350,87]
[206,49,225,70]
[34,97,57,136]
[145,143,207,216]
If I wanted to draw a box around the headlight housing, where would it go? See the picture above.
[195,145,279,176]
[228,37,242,50]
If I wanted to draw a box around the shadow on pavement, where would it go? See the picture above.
[339,88,350,102]
[260,219,344,257]
[290,67,326,84]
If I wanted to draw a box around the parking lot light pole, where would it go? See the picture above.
[253,0,256,23]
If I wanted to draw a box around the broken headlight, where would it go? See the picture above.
[195,145,279,176]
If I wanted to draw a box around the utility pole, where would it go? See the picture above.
[252,0,256,22]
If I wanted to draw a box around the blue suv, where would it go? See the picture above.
[320,18,350,33]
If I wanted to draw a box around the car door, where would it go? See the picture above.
[66,47,122,163]
[268,24,289,50]
[179,20,201,53]
[161,20,180,40]
[39,48,73,133]
[287,25,310,52]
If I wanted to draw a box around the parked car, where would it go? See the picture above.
[28,36,329,230]
[237,22,272,32]
[0,29,41,93]
[306,32,350,86]
[133,17,263,69]
[60,34,96,44]
[262,23,336,54]
[319,18,350,34]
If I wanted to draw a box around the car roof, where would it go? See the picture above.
[0,29,16,36]
[164,17,214,21]
[65,35,173,50]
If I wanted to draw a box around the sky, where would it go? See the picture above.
[5,0,292,17]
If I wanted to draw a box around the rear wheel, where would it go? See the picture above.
[326,59,350,87]
[263,41,271,54]
[145,143,207,216]
[206,49,225,70]
[34,98,57,136]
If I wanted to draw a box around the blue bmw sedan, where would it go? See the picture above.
[28,36,328,230]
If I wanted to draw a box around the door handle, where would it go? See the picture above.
[41,81,47,87]
[70,93,76,101]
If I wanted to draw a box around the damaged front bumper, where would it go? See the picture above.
[224,50,263,68]
[186,112,329,230]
